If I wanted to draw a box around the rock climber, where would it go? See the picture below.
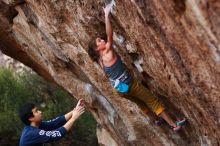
[88,3,186,131]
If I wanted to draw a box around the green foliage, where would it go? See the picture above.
[0,67,98,146]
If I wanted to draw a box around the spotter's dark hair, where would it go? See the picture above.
[19,103,36,125]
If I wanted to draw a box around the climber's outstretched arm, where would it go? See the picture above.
[104,3,113,53]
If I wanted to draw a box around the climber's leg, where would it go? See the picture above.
[160,112,185,131]
[158,111,178,128]
[127,80,188,130]
[127,80,165,115]
[116,90,149,114]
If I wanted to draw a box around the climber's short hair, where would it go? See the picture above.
[19,103,36,125]
[88,38,100,62]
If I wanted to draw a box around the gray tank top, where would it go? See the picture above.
[103,56,133,86]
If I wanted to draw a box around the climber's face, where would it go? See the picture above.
[95,37,106,51]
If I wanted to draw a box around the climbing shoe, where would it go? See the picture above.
[172,118,187,131]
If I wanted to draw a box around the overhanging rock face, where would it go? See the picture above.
[0,0,220,146]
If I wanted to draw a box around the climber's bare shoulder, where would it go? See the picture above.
[102,47,116,66]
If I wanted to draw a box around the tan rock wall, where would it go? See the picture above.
[0,0,220,146]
